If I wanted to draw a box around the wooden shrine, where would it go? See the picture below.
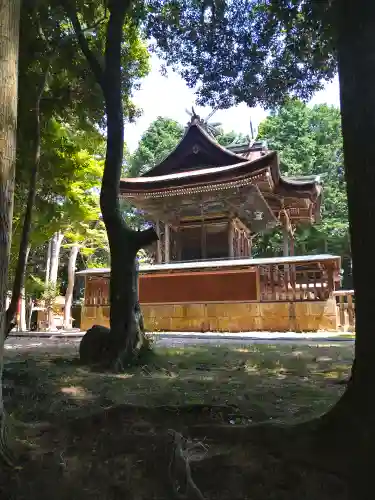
[119,116,322,262]
[78,115,342,333]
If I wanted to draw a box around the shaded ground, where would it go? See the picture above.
[2,342,353,499]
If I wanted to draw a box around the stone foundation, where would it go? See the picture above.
[81,299,338,333]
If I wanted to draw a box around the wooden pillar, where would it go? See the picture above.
[289,232,295,256]
[176,227,182,262]
[201,222,207,259]
[248,235,252,258]
[156,220,162,263]
[282,227,289,257]
[164,223,170,263]
[228,220,234,258]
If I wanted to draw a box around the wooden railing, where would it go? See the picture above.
[333,290,355,330]
[259,262,335,302]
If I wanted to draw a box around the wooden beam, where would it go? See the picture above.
[164,223,170,263]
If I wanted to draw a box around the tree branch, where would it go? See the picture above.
[60,0,105,89]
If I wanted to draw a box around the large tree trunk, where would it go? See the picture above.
[316,1,375,470]
[0,0,21,465]
[101,5,157,368]
[65,1,157,368]
[63,244,79,329]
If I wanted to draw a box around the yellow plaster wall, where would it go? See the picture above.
[81,305,110,332]
[81,299,338,332]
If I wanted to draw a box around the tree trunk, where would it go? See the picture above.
[5,51,49,336]
[5,241,31,337]
[45,238,51,284]
[45,231,63,330]
[0,0,21,465]
[26,296,33,331]
[63,244,79,330]
[49,231,64,285]
[19,285,26,332]
[316,1,375,471]
[65,1,157,368]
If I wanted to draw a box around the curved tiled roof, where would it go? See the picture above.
[120,150,321,200]
[141,120,250,177]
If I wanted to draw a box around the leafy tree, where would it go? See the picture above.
[147,1,336,109]
[126,117,184,176]
[7,0,150,333]
[63,1,158,368]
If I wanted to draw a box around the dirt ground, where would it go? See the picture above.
[1,342,353,499]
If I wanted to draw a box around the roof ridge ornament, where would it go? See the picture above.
[185,106,220,138]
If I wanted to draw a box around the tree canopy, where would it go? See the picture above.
[147,0,337,108]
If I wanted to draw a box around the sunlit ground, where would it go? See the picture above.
[4,343,353,423]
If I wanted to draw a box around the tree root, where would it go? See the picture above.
[168,429,207,500]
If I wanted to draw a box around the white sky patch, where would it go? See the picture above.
[125,55,340,153]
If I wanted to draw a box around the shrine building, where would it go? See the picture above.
[78,116,342,333]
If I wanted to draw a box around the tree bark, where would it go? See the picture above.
[49,231,64,285]
[316,1,375,472]
[0,0,21,465]
[64,0,157,367]
[45,238,51,284]
[63,244,79,329]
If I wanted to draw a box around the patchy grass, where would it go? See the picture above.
[2,341,354,500]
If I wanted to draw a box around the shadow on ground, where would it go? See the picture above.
[2,343,353,500]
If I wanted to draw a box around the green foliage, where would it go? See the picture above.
[255,99,348,258]
[12,1,151,289]
[126,117,184,177]
[26,276,60,308]
[147,1,336,108]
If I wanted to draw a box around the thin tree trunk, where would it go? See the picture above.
[19,286,26,332]
[26,297,33,331]
[5,46,50,336]
[49,231,64,285]
[64,1,157,368]
[0,0,21,465]
[46,231,63,330]
[45,238,52,285]
[63,244,79,330]
[5,240,31,336]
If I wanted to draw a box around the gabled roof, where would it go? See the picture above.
[120,151,321,200]
[142,119,247,177]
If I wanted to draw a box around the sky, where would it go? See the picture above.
[125,55,340,153]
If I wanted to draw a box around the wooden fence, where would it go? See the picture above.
[259,261,335,302]
[333,289,355,330]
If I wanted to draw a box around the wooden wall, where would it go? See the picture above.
[139,269,259,304]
